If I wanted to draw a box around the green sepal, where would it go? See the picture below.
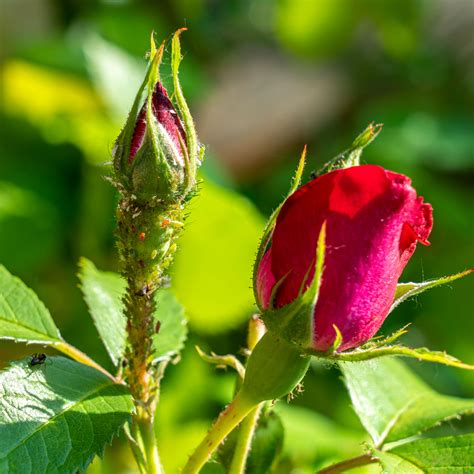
[113,39,164,184]
[171,28,201,194]
[390,268,473,313]
[241,332,311,404]
[253,147,307,309]
[316,122,383,176]
[327,324,343,353]
[195,346,246,380]
[308,340,474,370]
[129,114,185,203]
[128,138,170,203]
[260,222,325,350]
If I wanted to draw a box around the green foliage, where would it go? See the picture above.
[78,258,187,365]
[0,182,60,272]
[341,358,474,446]
[381,434,474,473]
[83,33,145,120]
[391,270,473,313]
[172,179,264,333]
[0,356,133,474]
[151,288,188,364]
[276,0,355,57]
[78,258,126,366]
[2,2,474,472]
[0,265,61,344]
[245,409,284,474]
[334,358,474,472]
[375,451,424,473]
[274,403,364,469]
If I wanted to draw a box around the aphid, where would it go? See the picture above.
[136,285,149,296]
[29,353,47,367]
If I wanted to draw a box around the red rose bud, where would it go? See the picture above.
[128,83,186,166]
[113,30,201,203]
[256,165,433,352]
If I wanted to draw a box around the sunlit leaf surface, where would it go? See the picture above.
[0,265,61,344]
[341,357,474,446]
[0,356,133,474]
[78,258,127,366]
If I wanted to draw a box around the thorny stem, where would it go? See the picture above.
[182,391,257,474]
[227,315,267,474]
[317,453,380,473]
[228,403,264,474]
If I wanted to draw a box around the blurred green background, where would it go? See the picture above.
[1,0,473,472]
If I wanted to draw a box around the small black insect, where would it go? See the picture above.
[29,353,47,367]
[135,284,149,296]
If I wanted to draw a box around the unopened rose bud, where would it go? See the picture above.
[255,164,433,352]
[114,30,201,204]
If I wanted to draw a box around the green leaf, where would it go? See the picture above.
[78,258,126,366]
[0,182,60,273]
[340,357,474,446]
[201,461,226,474]
[391,269,473,313]
[376,451,423,473]
[246,408,284,474]
[83,33,145,119]
[0,356,133,474]
[172,179,265,333]
[0,265,61,344]
[151,288,187,363]
[78,259,185,365]
[387,434,474,472]
[274,404,364,466]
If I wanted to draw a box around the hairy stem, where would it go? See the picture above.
[182,392,257,474]
[116,194,184,471]
[317,453,380,473]
[229,403,263,474]
[117,196,182,407]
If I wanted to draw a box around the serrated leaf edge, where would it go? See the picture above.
[0,360,132,473]
[0,265,62,342]
[77,257,126,366]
